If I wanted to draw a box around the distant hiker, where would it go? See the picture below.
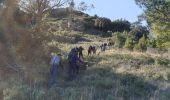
[109,42,112,46]
[50,53,63,88]
[108,42,112,49]
[88,46,93,56]
[68,48,81,80]
[103,43,107,51]
[78,46,84,59]
[92,46,96,54]
[100,44,104,51]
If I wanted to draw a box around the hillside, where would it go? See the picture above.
[1,25,170,99]
[0,3,170,100]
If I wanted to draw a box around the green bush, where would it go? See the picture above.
[156,30,170,49]
[147,38,157,48]
[124,37,134,50]
[113,32,126,48]
[94,17,112,32]
[133,35,147,52]
[101,31,112,37]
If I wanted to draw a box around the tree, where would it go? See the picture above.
[135,0,170,25]
[113,32,126,48]
[77,1,94,11]
[111,19,131,32]
[124,37,134,50]
[133,35,147,52]
[19,0,69,23]
[129,25,149,42]
[94,17,112,32]
[135,0,170,49]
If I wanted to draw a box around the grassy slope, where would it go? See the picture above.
[4,33,170,100]
[2,19,170,100]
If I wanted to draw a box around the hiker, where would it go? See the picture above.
[108,42,112,46]
[108,42,112,49]
[50,53,63,88]
[100,44,104,51]
[78,46,84,59]
[88,46,93,56]
[68,48,81,80]
[103,43,107,51]
[92,46,96,54]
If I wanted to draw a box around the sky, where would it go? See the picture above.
[75,0,144,23]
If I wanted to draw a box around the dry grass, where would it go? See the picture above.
[1,15,170,99]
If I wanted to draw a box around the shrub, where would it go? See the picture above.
[111,19,131,33]
[130,25,149,42]
[113,32,126,48]
[147,38,157,48]
[124,37,134,50]
[133,35,147,52]
[94,17,112,32]
[84,17,95,30]
[101,31,112,37]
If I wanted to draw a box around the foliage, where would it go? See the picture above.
[124,37,134,50]
[135,0,170,25]
[19,0,69,23]
[94,17,112,32]
[111,19,131,32]
[113,32,126,48]
[84,16,96,29]
[135,0,170,49]
[153,23,170,49]
[133,35,147,52]
[130,25,149,41]
[147,38,157,48]
[77,1,95,11]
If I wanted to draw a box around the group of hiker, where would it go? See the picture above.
[49,42,113,88]
[49,46,84,88]
[100,42,113,52]
[88,46,96,56]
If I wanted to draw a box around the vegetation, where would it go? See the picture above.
[0,0,170,100]
[124,37,134,50]
[135,0,170,50]
[133,35,147,52]
[111,19,131,32]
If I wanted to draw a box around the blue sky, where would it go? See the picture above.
[75,0,144,23]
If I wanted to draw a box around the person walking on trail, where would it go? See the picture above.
[88,46,93,56]
[92,46,96,54]
[108,42,112,49]
[68,48,81,80]
[103,43,107,51]
[100,44,103,51]
[50,53,63,88]
[78,46,84,59]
